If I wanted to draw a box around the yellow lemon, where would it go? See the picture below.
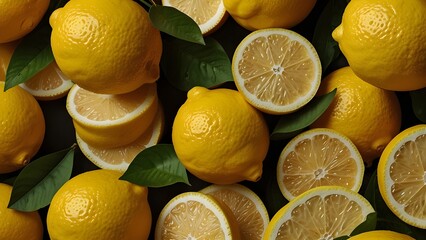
[49,0,162,94]
[232,28,321,115]
[47,169,151,240]
[311,67,401,166]
[223,0,317,30]
[162,0,228,35]
[0,0,50,43]
[377,124,426,229]
[172,86,269,184]
[277,128,364,201]
[347,230,414,240]
[0,82,45,174]
[332,0,426,91]
[0,183,43,240]
[0,41,17,81]
[155,191,241,240]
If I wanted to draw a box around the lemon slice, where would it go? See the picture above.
[277,128,364,201]
[264,186,375,239]
[66,82,158,148]
[200,184,269,240]
[232,28,321,114]
[76,106,164,172]
[155,191,241,239]
[19,62,74,101]
[161,0,228,35]
[377,124,426,229]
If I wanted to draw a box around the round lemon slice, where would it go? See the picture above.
[277,128,364,201]
[200,184,269,240]
[378,124,426,229]
[155,191,240,240]
[76,106,164,172]
[161,0,228,35]
[264,186,375,239]
[232,28,321,114]
[66,82,158,148]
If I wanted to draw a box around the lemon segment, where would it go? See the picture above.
[378,124,426,229]
[277,128,364,201]
[232,28,321,115]
[264,186,375,239]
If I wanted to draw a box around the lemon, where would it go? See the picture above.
[76,106,164,172]
[377,124,426,229]
[223,0,317,30]
[232,28,321,115]
[200,184,269,240]
[0,41,17,81]
[47,169,151,240]
[155,191,241,240]
[0,82,45,174]
[311,67,401,166]
[0,0,50,43]
[172,86,269,184]
[49,0,162,94]
[347,230,414,240]
[0,183,43,240]
[162,0,228,35]
[66,83,159,148]
[332,0,426,91]
[264,186,375,239]
[277,128,364,201]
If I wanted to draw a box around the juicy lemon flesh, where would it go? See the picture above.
[160,200,225,239]
[390,135,426,220]
[276,195,366,239]
[206,188,266,239]
[166,0,219,25]
[238,34,316,107]
[282,134,359,198]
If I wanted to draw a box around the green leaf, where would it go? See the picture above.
[149,5,205,45]
[334,236,349,240]
[161,37,233,91]
[8,146,75,212]
[350,212,377,236]
[4,24,53,91]
[410,88,426,123]
[312,0,347,73]
[120,144,190,187]
[271,89,337,140]
[364,170,378,209]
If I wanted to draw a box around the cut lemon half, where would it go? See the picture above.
[76,105,164,172]
[161,0,228,35]
[277,128,364,201]
[200,184,269,240]
[19,61,74,101]
[377,124,426,229]
[264,186,375,239]
[232,28,321,114]
[67,82,158,148]
[155,191,241,240]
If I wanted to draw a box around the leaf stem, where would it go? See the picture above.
[139,0,152,8]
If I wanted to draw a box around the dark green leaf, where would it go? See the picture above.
[334,236,349,240]
[271,89,337,140]
[1,176,16,186]
[120,144,190,187]
[364,170,378,209]
[312,0,347,73]
[350,212,377,236]
[4,24,53,91]
[161,37,233,91]
[8,146,75,211]
[149,5,205,45]
[410,88,426,123]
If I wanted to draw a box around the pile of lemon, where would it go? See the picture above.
[0,0,425,239]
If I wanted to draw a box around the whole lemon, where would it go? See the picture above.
[332,0,426,91]
[47,169,151,240]
[0,0,50,43]
[172,87,270,184]
[0,183,43,240]
[223,0,317,30]
[311,67,401,166]
[347,230,414,240]
[0,82,45,174]
[49,0,162,94]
